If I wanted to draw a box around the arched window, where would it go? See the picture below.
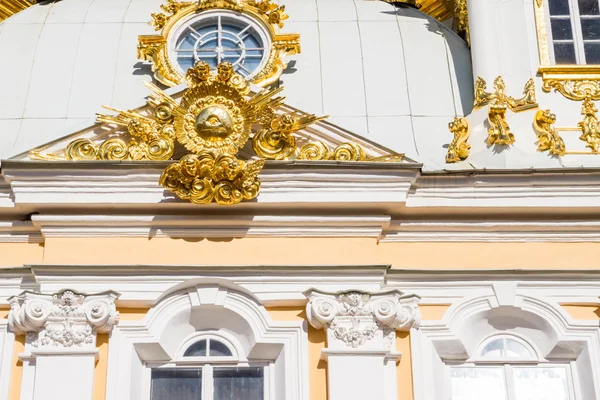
[449,335,575,400]
[150,334,266,400]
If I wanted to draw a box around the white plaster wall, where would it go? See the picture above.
[0,0,473,168]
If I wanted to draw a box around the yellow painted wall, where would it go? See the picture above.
[0,243,43,267]
[561,304,600,320]
[8,335,24,400]
[30,238,600,270]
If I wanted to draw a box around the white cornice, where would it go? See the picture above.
[31,214,390,238]
[382,220,600,242]
[26,265,390,307]
[0,221,42,243]
[1,161,418,213]
[408,172,600,208]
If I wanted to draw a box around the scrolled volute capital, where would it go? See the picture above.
[8,289,120,349]
[304,288,421,349]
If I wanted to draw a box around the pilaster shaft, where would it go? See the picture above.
[304,289,420,400]
[8,289,119,400]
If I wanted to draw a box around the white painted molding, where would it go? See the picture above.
[1,161,418,210]
[304,289,420,400]
[410,290,600,400]
[304,289,420,350]
[0,323,15,400]
[28,265,389,307]
[9,289,119,351]
[382,220,600,242]
[0,221,42,243]
[408,172,600,208]
[31,214,390,238]
[106,281,309,400]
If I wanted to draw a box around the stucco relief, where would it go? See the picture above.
[304,289,421,350]
[8,289,119,350]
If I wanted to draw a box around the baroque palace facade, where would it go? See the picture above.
[1,0,600,399]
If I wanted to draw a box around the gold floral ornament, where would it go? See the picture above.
[533,109,566,156]
[159,153,265,205]
[138,0,300,87]
[445,117,470,163]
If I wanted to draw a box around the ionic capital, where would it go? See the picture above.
[8,289,120,350]
[304,289,420,350]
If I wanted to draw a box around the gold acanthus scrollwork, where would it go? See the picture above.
[532,109,566,156]
[138,0,300,87]
[578,98,600,153]
[445,117,470,163]
[159,153,265,205]
[542,78,600,102]
[66,105,176,161]
[487,100,514,146]
[453,0,469,46]
[474,76,538,111]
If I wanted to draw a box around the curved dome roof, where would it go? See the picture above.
[0,0,473,168]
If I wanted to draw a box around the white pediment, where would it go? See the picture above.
[14,83,415,164]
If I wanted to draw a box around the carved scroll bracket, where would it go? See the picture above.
[9,289,120,352]
[304,289,420,352]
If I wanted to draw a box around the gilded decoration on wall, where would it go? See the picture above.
[31,60,400,205]
[533,109,566,156]
[541,76,600,102]
[445,117,470,163]
[578,98,600,153]
[137,0,300,87]
[474,77,538,146]
[0,0,34,22]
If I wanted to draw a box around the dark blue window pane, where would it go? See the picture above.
[551,18,574,39]
[581,17,600,39]
[585,42,600,63]
[214,367,264,400]
[151,369,202,400]
[184,339,207,357]
[549,0,571,15]
[554,42,577,63]
[209,340,233,357]
[579,0,600,15]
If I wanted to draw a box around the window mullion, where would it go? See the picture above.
[504,365,517,400]
[570,0,588,63]
[205,365,214,400]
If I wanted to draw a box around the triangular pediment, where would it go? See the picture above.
[17,84,413,164]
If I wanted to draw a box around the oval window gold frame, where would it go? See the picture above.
[138,0,300,87]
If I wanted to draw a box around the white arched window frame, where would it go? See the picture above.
[447,333,578,400]
[104,282,309,400]
[410,292,600,400]
[148,332,271,400]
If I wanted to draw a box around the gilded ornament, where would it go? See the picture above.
[474,76,538,111]
[253,113,326,160]
[542,77,600,102]
[453,0,469,45]
[487,100,514,146]
[159,153,265,205]
[33,59,400,205]
[0,0,34,22]
[138,0,300,87]
[533,109,566,156]
[445,117,470,163]
[578,98,600,153]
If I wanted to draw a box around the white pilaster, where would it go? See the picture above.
[466,0,534,88]
[8,289,119,400]
[304,289,420,400]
